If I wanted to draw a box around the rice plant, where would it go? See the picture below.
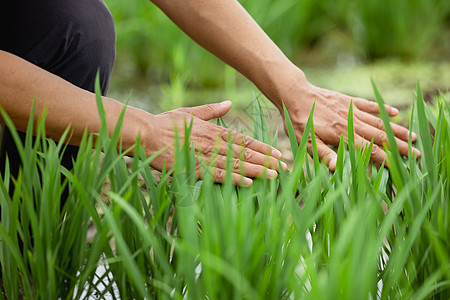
[0,81,449,299]
[349,0,450,59]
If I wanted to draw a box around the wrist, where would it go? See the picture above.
[119,105,155,153]
[251,59,308,112]
[274,65,308,112]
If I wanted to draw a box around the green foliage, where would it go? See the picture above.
[106,0,450,92]
[106,0,227,90]
[349,0,450,59]
[0,81,449,299]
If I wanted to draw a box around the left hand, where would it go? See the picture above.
[142,101,287,186]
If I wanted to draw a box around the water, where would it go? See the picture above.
[75,260,120,300]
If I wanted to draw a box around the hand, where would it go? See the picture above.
[280,75,421,170]
[143,101,287,186]
[147,0,419,170]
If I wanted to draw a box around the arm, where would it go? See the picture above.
[0,50,143,149]
[150,0,297,110]
[150,0,421,169]
[0,50,284,185]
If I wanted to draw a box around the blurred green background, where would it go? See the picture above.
[105,0,450,123]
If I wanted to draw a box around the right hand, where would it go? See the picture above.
[277,71,421,170]
[143,101,287,186]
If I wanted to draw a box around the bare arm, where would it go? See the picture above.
[150,0,299,110]
[151,0,420,168]
[0,50,284,185]
[0,50,145,149]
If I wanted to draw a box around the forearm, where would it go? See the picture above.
[0,50,148,149]
[150,0,305,110]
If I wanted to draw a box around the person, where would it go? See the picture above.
[0,0,420,189]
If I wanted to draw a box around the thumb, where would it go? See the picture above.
[181,100,232,121]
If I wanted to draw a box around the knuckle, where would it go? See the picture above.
[371,144,381,156]
[376,118,384,130]
[221,130,230,141]
[203,104,216,117]
[233,131,249,147]
[197,130,210,141]
[233,158,241,170]
[232,132,242,145]
[330,121,344,133]
[215,169,225,181]
[336,107,348,119]
[243,135,253,147]
[202,143,214,155]
[377,131,387,143]
[244,148,254,160]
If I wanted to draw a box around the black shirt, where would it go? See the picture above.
[0,0,116,94]
[0,0,117,192]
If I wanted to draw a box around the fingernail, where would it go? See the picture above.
[221,100,232,107]
[272,149,282,159]
[392,107,399,115]
[411,131,417,140]
[267,169,278,179]
[281,161,288,171]
[328,157,337,170]
[414,148,421,158]
[243,177,253,186]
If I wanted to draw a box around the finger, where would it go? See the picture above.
[353,97,399,117]
[215,142,285,171]
[354,119,421,158]
[195,164,253,187]
[190,126,287,171]
[356,110,417,142]
[202,154,279,179]
[221,129,283,159]
[307,137,338,170]
[195,138,283,171]
[179,100,232,121]
[354,133,389,167]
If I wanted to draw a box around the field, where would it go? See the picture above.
[0,81,449,299]
[1,0,450,299]
[106,0,450,113]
